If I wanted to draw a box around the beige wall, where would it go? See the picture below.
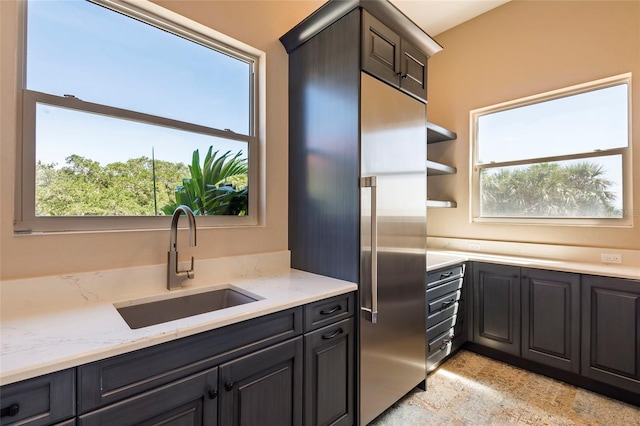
[0,0,323,280]
[427,0,640,250]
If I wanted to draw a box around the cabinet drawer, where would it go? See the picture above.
[78,368,217,426]
[427,345,450,372]
[427,264,464,288]
[427,301,460,328]
[428,329,454,355]
[427,314,461,341]
[427,290,461,317]
[304,293,354,332]
[427,277,463,301]
[78,307,302,413]
[0,369,75,426]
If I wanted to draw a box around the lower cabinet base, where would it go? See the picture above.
[427,334,465,374]
[465,343,640,407]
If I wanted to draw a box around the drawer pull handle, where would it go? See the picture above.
[225,382,234,391]
[440,272,453,279]
[441,299,456,309]
[208,389,218,399]
[440,339,452,351]
[1,404,19,418]
[322,328,343,340]
[320,305,342,315]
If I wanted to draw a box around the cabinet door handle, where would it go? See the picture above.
[1,404,19,418]
[440,272,453,279]
[440,339,452,351]
[322,328,343,340]
[320,305,342,315]
[441,299,456,309]
[208,389,218,399]
[225,382,234,391]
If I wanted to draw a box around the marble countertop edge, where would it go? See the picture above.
[428,249,640,280]
[0,269,357,386]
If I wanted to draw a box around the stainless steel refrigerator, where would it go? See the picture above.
[359,73,427,425]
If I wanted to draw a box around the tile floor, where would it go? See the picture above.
[369,350,640,425]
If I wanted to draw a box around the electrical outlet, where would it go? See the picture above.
[601,253,622,264]
[468,243,481,251]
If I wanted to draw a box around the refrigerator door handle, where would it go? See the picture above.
[360,176,378,323]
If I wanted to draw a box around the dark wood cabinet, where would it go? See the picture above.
[472,262,521,356]
[0,369,75,426]
[468,262,639,403]
[219,338,303,426]
[581,275,640,394]
[1,293,355,426]
[304,318,354,426]
[426,264,466,372]
[521,268,580,373]
[78,368,218,426]
[77,295,355,426]
[362,11,427,101]
[77,308,302,414]
[472,264,580,368]
[303,295,355,426]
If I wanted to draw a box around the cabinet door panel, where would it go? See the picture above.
[473,263,520,356]
[219,338,303,426]
[399,40,427,101]
[79,308,301,413]
[0,369,75,426]
[582,275,640,393]
[78,368,217,426]
[593,289,636,374]
[521,269,580,373]
[304,318,354,426]
[362,11,400,85]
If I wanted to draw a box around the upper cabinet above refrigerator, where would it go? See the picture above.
[361,11,428,101]
[281,0,442,102]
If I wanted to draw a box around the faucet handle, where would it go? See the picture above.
[186,256,195,279]
[177,255,195,277]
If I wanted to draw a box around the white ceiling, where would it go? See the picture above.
[390,0,510,36]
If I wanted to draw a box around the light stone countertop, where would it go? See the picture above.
[0,252,357,386]
[426,252,468,272]
[3,248,636,388]
[428,249,640,280]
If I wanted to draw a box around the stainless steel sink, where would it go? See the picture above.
[116,288,259,329]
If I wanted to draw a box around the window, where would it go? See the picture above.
[16,0,260,233]
[471,74,632,225]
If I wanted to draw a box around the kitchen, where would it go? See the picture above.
[1,0,639,425]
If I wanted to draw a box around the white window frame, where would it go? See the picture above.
[470,73,633,227]
[15,0,262,234]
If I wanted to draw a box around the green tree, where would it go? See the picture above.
[161,147,248,216]
[104,157,188,215]
[481,162,619,217]
[36,156,110,216]
[36,155,189,216]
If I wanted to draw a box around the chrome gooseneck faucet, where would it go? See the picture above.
[168,205,197,290]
